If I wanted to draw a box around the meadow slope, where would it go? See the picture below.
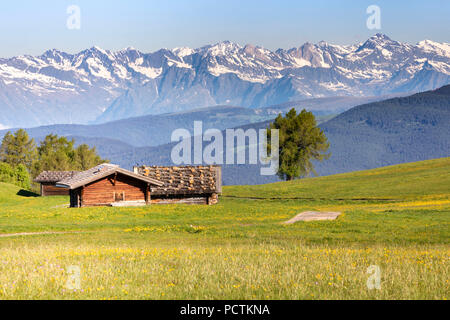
[0,158,448,299]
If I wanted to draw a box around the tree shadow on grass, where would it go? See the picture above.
[17,189,39,197]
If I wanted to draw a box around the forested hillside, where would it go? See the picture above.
[110,85,450,185]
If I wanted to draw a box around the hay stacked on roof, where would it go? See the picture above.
[134,165,222,196]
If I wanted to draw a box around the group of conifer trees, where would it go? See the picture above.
[0,129,107,191]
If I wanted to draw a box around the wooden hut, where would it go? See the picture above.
[56,164,163,208]
[34,171,79,196]
[133,165,222,205]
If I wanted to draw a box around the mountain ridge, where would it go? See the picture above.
[1,34,449,128]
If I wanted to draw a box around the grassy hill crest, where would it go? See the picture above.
[225,157,450,200]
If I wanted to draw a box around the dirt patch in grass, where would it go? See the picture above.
[283,211,342,224]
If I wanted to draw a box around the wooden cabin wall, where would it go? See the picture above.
[80,173,146,207]
[150,193,218,205]
[41,183,70,196]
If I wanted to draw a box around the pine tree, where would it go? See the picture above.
[268,108,330,181]
[34,134,76,173]
[34,134,108,174]
[73,144,107,171]
[0,129,37,171]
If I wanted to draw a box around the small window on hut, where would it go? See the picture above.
[114,192,125,202]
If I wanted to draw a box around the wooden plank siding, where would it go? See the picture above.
[40,183,70,196]
[73,173,148,207]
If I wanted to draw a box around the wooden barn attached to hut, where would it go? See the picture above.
[34,171,79,196]
[133,165,222,205]
[56,164,163,208]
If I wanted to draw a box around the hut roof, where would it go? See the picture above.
[56,163,163,189]
[134,165,222,196]
[34,171,80,183]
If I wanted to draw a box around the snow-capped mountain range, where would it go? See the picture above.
[0,33,449,128]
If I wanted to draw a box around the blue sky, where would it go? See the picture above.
[0,0,449,57]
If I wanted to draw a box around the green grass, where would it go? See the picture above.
[224,157,450,200]
[0,158,448,299]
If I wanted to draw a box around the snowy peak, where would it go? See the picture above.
[172,47,195,57]
[357,33,401,52]
[286,42,332,68]
[369,33,392,42]
[40,48,70,60]
[417,40,450,58]
[203,40,242,55]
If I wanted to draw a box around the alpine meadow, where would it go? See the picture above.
[0,158,448,299]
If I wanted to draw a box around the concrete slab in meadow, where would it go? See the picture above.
[283,211,342,224]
